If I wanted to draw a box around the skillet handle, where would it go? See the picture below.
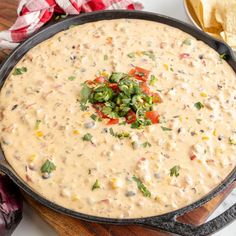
[140,204,236,236]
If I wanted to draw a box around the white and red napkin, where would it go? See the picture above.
[0,0,142,49]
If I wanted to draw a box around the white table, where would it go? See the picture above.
[13,0,236,235]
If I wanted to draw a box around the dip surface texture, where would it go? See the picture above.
[0,19,236,218]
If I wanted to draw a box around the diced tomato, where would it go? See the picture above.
[125,110,137,124]
[94,76,106,83]
[85,80,96,86]
[152,92,163,103]
[129,66,150,81]
[99,199,110,204]
[145,111,159,124]
[92,103,109,118]
[137,157,146,164]
[140,82,151,95]
[25,174,32,182]
[190,154,197,160]
[107,118,119,125]
[106,37,113,45]
[179,53,190,59]
[108,83,120,92]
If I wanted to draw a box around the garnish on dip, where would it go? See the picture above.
[79,67,162,129]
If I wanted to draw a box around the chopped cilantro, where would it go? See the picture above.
[41,160,56,174]
[131,118,152,129]
[183,38,192,45]
[82,133,93,141]
[142,50,156,60]
[142,141,152,148]
[116,132,130,139]
[80,68,158,129]
[90,114,97,121]
[89,86,113,103]
[127,51,155,61]
[68,76,76,81]
[229,137,236,145]
[127,52,136,58]
[13,67,27,75]
[132,176,151,197]
[119,121,126,126]
[109,72,127,83]
[161,126,172,131]
[149,75,158,86]
[92,179,100,191]
[170,165,180,177]
[219,53,228,60]
[80,83,91,111]
[35,120,41,130]
[109,128,129,139]
[194,102,204,110]
[102,106,119,119]
[196,118,202,124]
[109,127,116,136]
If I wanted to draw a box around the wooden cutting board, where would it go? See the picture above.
[0,1,235,235]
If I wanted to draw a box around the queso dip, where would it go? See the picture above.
[0,19,236,218]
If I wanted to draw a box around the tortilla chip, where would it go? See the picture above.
[185,0,202,28]
[187,0,236,51]
[225,4,236,34]
[188,0,204,28]
[220,31,226,41]
[188,0,221,29]
[208,32,223,40]
[225,32,236,48]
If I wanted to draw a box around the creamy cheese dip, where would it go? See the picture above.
[0,19,236,218]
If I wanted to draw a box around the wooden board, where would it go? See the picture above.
[0,1,235,235]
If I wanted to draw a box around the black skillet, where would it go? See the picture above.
[0,10,236,236]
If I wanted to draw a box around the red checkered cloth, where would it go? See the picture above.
[0,0,142,49]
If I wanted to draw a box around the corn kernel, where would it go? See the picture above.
[164,64,169,71]
[200,92,207,97]
[179,116,183,122]
[28,154,36,162]
[136,51,142,56]
[106,37,113,44]
[82,112,91,118]
[110,178,122,189]
[215,148,223,155]
[73,130,80,135]
[154,196,161,203]
[155,164,159,171]
[202,136,209,141]
[36,131,44,137]
[71,194,80,201]
[101,71,109,78]
[213,129,217,136]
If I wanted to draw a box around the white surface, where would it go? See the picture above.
[12,0,236,235]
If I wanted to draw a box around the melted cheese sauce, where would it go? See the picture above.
[0,19,236,218]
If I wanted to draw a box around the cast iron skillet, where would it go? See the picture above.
[0,10,236,236]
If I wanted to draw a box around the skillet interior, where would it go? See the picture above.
[0,10,235,234]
